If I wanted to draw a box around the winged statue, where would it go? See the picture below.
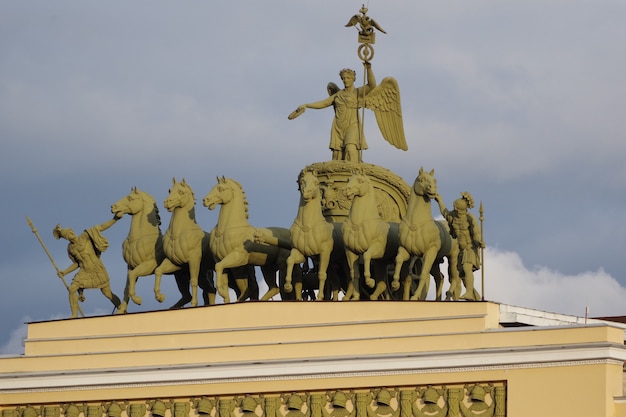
[289,63,407,162]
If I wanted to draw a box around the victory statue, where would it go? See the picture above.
[288,6,407,163]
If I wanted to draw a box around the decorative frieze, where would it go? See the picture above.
[0,383,506,417]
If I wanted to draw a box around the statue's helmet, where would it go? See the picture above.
[453,198,468,211]
[376,390,392,406]
[22,407,38,417]
[173,402,189,417]
[65,404,80,417]
[332,392,348,408]
[242,398,257,413]
[422,388,440,404]
[151,402,167,417]
[287,395,303,410]
[129,404,145,417]
[107,404,123,417]
[86,406,103,417]
[197,399,213,415]
[470,385,486,402]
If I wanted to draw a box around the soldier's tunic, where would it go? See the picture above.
[330,88,368,152]
[441,209,481,271]
[66,226,111,289]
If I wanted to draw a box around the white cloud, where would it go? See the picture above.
[0,317,29,356]
[484,248,626,317]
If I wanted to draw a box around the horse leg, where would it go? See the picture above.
[187,251,204,307]
[430,262,444,301]
[290,264,303,301]
[411,249,438,301]
[245,265,259,300]
[285,248,305,294]
[170,270,192,309]
[344,250,360,301]
[127,260,158,306]
[316,247,333,301]
[260,266,280,301]
[394,246,411,299]
[214,262,230,303]
[198,268,215,306]
[362,250,375,289]
[215,251,249,303]
[229,266,249,302]
[154,259,180,303]
[116,269,132,314]
[369,261,387,300]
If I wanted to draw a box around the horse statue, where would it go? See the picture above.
[342,172,407,300]
[111,187,213,313]
[203,176,298,303]
[392,167,460,300]
[275,170,339,300]
[153,178,217,307]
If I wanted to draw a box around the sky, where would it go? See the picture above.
[1,0,625,355]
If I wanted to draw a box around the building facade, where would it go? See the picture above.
[1,301,626,416]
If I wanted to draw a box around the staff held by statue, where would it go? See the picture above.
[346,5,386,161]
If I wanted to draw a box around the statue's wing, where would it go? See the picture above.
[345,15,360,28]
[370,18,387,34]
[365,77,408,151]
[327,82,340,96]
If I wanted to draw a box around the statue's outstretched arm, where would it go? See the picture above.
[97,217,120,232]
[253,229,293,250]
[289,95,336,120]
[303,95,336,110]
[434,194,447,216]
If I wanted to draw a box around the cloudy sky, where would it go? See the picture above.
[1,1,625,355]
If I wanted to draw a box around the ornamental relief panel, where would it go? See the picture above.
[1,383,506,417]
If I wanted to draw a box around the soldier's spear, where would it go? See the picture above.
[479,202,485,301]
[26,216,85,317]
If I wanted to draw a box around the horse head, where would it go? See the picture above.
[164,178,195,212]
[298,170,321,202]
[345,172,371,199]
[413,167,437,200]
[203,177,249,218]
[112,187,157,218]
[203,176,232,211]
